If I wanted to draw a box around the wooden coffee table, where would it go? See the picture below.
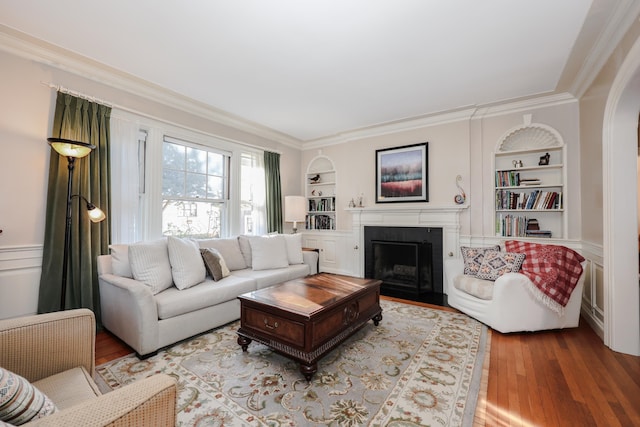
[237,273,382,380]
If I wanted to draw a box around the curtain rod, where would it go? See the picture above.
[40,81,283,155]
[41,81,114,108]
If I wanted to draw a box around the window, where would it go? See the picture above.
[240,152,266,235]
[110,111,267,242]
[161,136,230,238]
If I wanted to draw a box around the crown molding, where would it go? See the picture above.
[570,0,640,98]
[302,93,578,150]
[302,107,478,150]
[0,24,303,150]
[471,92,578,120]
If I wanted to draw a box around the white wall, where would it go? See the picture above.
[301,120,471,233]
[0,49,301,319]
[302,100,582,241]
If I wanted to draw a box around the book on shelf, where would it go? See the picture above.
[305,214,334,230]
[495,189,562,210]
[495,170,521,187]
[525,230,552,238]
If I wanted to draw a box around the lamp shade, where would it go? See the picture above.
[284,196,306,222]
[47,137,95,158]
[87,205,106,223]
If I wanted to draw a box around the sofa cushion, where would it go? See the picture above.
[453,274,494,300]
[155,276,256,320]
[231,266,304,289]
[476,250,526,281]
[0,366,58,425]
[283,233,304,265]
[461,245,501,276]
[200,248,230,281]
[129,239,174,294]
[237,235,253,268]
[33,367,100,410]
[249,235,289,270]
[108,244,133,278]
[197,238,247,271]
[167,237,207,290]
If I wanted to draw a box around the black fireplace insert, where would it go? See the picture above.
[364,226,444,304]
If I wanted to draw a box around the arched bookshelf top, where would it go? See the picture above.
[306,155,335,174]
[495,117,564,153]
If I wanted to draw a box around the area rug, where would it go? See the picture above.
[96,300,489,426]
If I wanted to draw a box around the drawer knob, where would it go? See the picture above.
[264,318,279,329]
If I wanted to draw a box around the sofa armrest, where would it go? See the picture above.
[302,250,319,275]
[0,309,95,382]
[98,274,160,356]
[27,374,177,427]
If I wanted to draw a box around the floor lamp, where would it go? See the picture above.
[285,195,306,234]
[47,137,106,310]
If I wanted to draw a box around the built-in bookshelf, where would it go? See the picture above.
[494,117,566,239]
[305,155,336,230]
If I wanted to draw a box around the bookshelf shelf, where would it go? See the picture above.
[305,155,337,230]
[494,119,566,239]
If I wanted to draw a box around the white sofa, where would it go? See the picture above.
[445,257,586,333]
[97,234,318,357]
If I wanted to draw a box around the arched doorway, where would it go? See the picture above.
[602,35,640,356]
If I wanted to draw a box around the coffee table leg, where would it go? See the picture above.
[300,362,317,381]
[237,335,252,352]
[372,312,383,326]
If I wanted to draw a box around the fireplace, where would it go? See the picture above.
[365,226,443,303]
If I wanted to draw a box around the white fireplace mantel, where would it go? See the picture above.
[346,204,468,277]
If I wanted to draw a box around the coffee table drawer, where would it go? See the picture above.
[243,307,305,346]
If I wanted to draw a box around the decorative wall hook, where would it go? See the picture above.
[454,175,466,204]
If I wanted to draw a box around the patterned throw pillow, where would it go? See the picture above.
[460,245,501,276]
[0,367,57,425]
[200,248,230,281]
[476,250,526,281]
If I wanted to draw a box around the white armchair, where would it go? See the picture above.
[445,258,586,333]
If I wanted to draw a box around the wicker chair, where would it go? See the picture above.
[0,309,177,426]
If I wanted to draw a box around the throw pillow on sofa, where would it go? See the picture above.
[108,244,133,278]
[167,236,206,290]
[249,235,289,270]
[0,366,57,425]
[200,248,231,281]
[283,233,304,264]
[476,250,526,281]
[461,245,501,276]
[128,239,173,294]
[237,235,254,268]
[197,238,247,271]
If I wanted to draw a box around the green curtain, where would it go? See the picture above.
[264,151,283,233]
[38,92,111,322]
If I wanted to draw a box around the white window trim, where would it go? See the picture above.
[110,109,266,242]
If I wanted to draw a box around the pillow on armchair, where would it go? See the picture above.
[0,366,57,425]
[460,245,501,276]
[476,250,526,281]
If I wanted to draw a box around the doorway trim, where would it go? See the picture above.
[602,34,640,356]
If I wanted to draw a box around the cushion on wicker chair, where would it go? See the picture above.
[0,367,57,425]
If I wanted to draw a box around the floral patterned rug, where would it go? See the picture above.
[96,300,489,426]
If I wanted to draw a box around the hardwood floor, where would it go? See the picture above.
[95,297,640,427]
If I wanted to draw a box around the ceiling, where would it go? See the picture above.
[0,1,632,144]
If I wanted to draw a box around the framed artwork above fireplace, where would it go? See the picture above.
[375,142,428,203]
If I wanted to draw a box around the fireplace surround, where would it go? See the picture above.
[348,205,467,304]
[365,226,443,300]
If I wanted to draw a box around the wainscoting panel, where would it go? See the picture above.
[0,245,42,319]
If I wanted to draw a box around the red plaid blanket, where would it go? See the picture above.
[505,240,585,314]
